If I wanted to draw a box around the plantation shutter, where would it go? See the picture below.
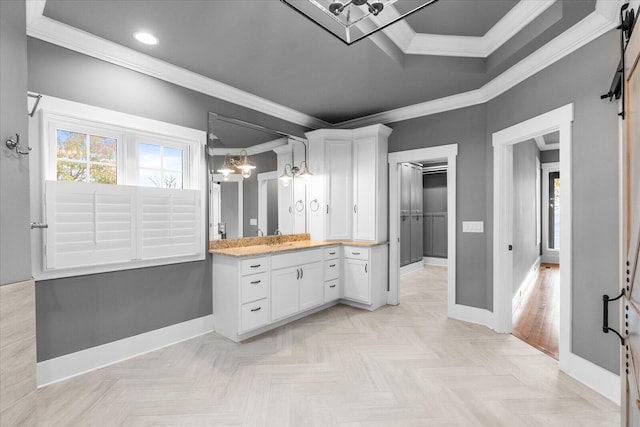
[139,187,202,260]
[45,181,136,270]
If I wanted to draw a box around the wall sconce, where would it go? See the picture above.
[217,149,256,179]
[279,161,313,187]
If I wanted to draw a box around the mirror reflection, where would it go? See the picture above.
[206,113,305,239]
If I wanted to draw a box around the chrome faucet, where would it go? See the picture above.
[274,229,282,236]
[257,228,264,236]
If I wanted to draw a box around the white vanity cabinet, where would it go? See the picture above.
[213,255,271,341]
[342,245,388,310]
[307,124,390,243]
[271,249,323,319]
[323,246,341,303]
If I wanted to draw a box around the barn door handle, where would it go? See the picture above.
[602,289,625,345]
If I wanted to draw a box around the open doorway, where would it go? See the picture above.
[388,144,460,318]
[509,133,560,360]
[492,104,572,370]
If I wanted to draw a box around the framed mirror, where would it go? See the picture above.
[206,113,307,239]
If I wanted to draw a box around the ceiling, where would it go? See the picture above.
[37,0,600,133]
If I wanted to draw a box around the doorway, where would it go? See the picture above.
[388,144,457,316]
[492,103,573,369]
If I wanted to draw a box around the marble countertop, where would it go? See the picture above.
[209,239,387,257]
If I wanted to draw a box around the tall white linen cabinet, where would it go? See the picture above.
[306,124,391,243]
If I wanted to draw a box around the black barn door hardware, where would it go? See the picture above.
[601,3,636,119]
[602,288,626,345]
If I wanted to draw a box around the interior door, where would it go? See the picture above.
[623,22,640,427]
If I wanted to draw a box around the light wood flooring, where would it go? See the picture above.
[512,263,560,360]
[35,266,618,426]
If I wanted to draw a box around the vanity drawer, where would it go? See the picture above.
[241,272,269,304]
[324,279,340,302]
[271,249,323,270]
[343,246,369,261]
[324,246,339,260]
[241,257,268,275]
[324,259,340,281]
[240,299,269,332]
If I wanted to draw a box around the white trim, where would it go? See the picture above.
[387,145,480,326]
[211,138,288,157]
[335,9,617,129]
[493,103,577,384]
[423,256,448,267]
[37,315,214,387]
[563,352,621,405]
[400,260,424,276]
[512,256,541,313]
[210,174,243,239]
[257,171,278,235]
[26,16,330,130]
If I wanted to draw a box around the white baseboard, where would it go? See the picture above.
[560,351,620,405]
[448,303,495,330]
[400,260,424,275]
[37,315,214,387]
[540,254,560,264]
[512,256,541,312]
[423,256,448,266]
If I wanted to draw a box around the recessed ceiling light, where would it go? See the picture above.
[133,32,158,45]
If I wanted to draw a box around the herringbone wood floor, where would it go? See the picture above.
[36,266,619,426]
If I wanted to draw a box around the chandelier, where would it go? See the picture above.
[217,149,256,179]
[281,0,440,45]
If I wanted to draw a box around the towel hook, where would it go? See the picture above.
[5,133,32,155]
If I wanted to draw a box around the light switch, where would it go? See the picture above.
[250,218,257,226]
[462,221,484,233]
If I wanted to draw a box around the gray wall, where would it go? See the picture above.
[1,0,31,286]
[389,104,489,308]
[241,151,277,236]
[389,30,620,373]
[423,173,447,213]
[28,39,309,361]
[512,141,540,296]
[541,149,559,163]
[486,30,620,373]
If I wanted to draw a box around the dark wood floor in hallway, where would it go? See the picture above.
[512,263,560,360]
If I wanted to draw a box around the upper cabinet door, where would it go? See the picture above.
[352,136,377,241]
[326,140,352,240]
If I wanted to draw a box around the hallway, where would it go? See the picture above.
[512,263,560,360]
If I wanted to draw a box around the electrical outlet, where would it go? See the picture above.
[250,218,257,226]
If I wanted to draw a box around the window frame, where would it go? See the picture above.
[30,96,207,280]
[133,134,191,189]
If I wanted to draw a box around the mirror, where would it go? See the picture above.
[207,113,306,239]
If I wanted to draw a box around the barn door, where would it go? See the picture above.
[623,18,640,426]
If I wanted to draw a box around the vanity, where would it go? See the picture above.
[210,236,388,342]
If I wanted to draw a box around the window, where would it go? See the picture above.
[56,129,118,184]
[137,139,187,189]
[31,96,206,280]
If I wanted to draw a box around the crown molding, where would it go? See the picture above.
[335,8,617,128]
[211,137,288,156]
[404,0,556,57]
[26,15,331,130]
[26,0,46,25]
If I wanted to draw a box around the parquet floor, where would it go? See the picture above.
[35,266,619,426]
[512,263,560,360]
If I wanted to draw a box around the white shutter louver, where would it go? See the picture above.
[44,182,203,271]
[45,181,136,270]
[139,187,202,260]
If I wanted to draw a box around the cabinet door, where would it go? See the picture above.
[326,140,352,240]
[400,213,411,266]
[410,214,423,263]
[293,140,307,234]
[299,262,324,311]
[432,213,447,258]
[353,136,377,241]
[412,165,423,214]
[344,258,370,304]
[401,163,411,214]
[271,266,300,321]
